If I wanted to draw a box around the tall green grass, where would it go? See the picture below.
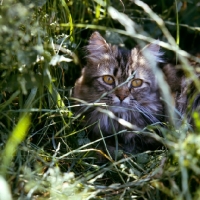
[0,0,200,199]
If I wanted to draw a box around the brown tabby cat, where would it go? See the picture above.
[72,31,166,157]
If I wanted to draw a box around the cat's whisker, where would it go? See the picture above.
[134,103,160,124]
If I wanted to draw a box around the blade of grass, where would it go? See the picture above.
[175,0,180,64]
[0,90,20,112]
[0,176,12,200]
[0,113,31,177]
[60,0,74,42]
[175,0,180,46]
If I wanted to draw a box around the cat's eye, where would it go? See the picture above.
[131,79,143,87]
[103,75,114,85]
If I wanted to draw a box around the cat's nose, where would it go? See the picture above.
[115,87,129,102]
[116,94,128,101]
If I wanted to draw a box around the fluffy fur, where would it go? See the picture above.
[163,63,200,123]
[73,32,166,156]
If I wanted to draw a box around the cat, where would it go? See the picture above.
[72,31,167,159]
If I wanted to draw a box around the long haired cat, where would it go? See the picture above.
[72,32,165,157]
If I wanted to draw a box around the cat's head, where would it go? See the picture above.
[73,32,165,130]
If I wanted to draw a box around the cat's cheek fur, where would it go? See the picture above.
[73,78,102,103]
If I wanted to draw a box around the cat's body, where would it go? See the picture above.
[163,63,200,124]
[72,31,199,158]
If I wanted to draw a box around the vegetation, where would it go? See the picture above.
[0,0,200,199]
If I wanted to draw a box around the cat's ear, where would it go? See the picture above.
[89,32,108,49]
[86,32,111,62]
[142,41,164,63]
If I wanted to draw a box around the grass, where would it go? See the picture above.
[0,0,200,199]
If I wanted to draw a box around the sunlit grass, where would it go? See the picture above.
[1,114,31,176]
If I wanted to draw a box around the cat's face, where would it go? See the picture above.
[73,32,164,131]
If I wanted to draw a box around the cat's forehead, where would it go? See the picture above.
[93,47,130,76]
[115,48,150,78]
[128,50,155,76]
[114,48,132,77]
[88,45,153,81]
